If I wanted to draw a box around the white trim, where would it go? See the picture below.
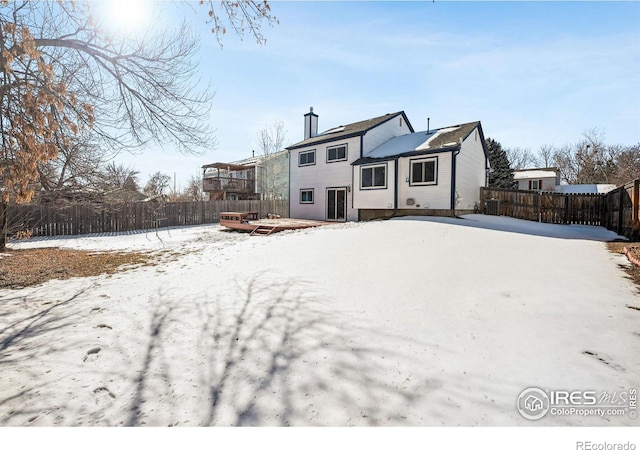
[298,150,316,167]
[326,144,348,163]
[409,157,438,186]
[300,188,314,204]
[360,163,387,190]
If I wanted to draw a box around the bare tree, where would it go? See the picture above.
[611,144,640,186]
[0,1,277,249]
[34,131,112,203]
[200,0,278,47]
[97,162,142,202]
[143,172,171,198]
[537,144,556,168]
[550,129,635,185]
[505,147,538,170]
[183,174,205,202]
[255,120,288,200]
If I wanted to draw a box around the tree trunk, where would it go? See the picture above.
[0,201,7,251]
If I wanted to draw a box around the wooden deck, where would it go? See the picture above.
[219,212,330,236]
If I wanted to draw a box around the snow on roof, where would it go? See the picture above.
[363,122,479,160]
[415,127,461,151]
[556,184,618,194]
[365,131,433,158]
[513,169,558,180]
[320,126,345,135]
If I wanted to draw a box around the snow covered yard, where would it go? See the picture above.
[0,215,638,426]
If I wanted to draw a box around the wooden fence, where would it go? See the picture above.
[602,179,640,240]
[3,199,289,238]
[480,187,605,225]
[480,179,640,240]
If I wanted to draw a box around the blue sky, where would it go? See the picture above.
[114,1,640,190]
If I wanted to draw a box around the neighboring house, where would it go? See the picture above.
[287,108,489,222]
[513,168,560,191]
[202,151,289,201]
[202,162,257,201]
[232,150,289,200]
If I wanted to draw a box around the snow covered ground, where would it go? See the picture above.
[0,215,638,426]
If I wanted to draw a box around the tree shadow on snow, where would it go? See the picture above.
[0,283,97,424]
[0,275,538,426]
[122,274,456,426]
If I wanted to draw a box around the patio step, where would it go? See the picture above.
[250,225,276,236]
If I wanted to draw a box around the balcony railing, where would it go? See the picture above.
[203,176,255,193]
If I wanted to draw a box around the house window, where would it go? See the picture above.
[529,179,542,190]
[299,150,315,167]
[410,158,438,185]
[361,164,387,189]
[327,145,347,162]
[300,189,314,204]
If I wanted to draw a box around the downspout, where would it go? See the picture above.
[391,157,399,218]
[288,150,291,218]
[450,147,461,217]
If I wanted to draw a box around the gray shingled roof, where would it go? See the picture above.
[286,111,413,150]
[423,121,480,151]
[353,121,486,165]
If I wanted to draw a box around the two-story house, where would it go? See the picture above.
[287,108,489,221]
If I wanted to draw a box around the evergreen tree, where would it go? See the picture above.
[486,138,515,188]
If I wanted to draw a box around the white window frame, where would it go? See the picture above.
[298,150,316,167]
[360,163,387,190]
[531,180,540,190]
[300,189,314,204]
[409,157,438,186]
[326,144,347,163]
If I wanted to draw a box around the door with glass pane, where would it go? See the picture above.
[326,188,346,221]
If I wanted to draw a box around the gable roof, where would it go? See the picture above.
[353,121,484,164]
[286,111,414,150]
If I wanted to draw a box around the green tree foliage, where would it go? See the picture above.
[486,138,515,188]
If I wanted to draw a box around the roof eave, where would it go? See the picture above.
[287,111,411,151]
[286,131,366,151]
[352,144,461,165]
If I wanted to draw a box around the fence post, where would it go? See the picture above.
[631,179,640,240]
[633,179,639,224]
[479,187,485,214]
[617,187,624,236]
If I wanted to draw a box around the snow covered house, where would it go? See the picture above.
[513,167,560,191]
[286,108,489,221]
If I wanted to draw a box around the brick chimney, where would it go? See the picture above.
[304,107,318,140]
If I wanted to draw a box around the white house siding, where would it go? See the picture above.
[352,160,396,209]
[289,136,360,221]
[516,178,557,191]
[455,130,487,210]
[396,152,453,210]
[362,115,411,156]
